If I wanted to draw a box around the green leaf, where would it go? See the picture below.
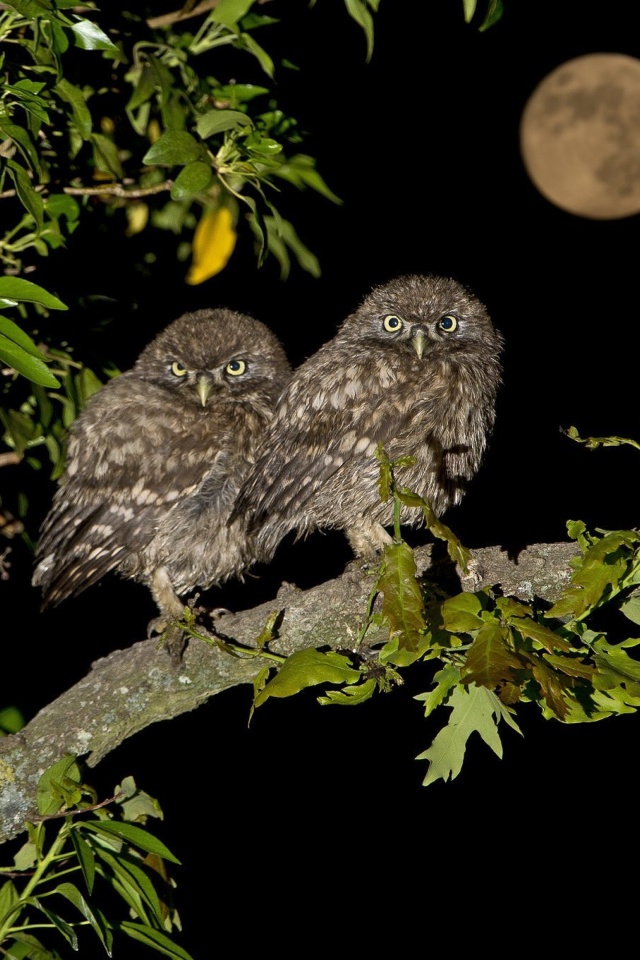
[36,754,83,815]
[79,820,181,864]
[0,314,47,358]
[120,922,195,960]
[196,109,253,139]
[54,882,112,953]
[318,677,377,705]
[547,530,640,620]
[1,931,53,959]
[239,32,275,78]
[253,648,362,707]
[478,0,504,31]
[54,78,93,139]
[4,0,53,15]
[71,829,96,895]
[415,663,462,717]
[170,161,213,201]
[211,0,256,27]
[620,595,640,625]
[417,683,509,786]
[0,335,60,388]
[0,704,25,734]
[439,591,484,633]
[0,277,66,311]
[461,619,523,688]
[271,154,342,204]
[263,216,320,279]
[6,161,44,232]
[12,840,37,871]
[0,121,41,176]
[143,130,203,166]
[27,898,78,949]
[379,541,426,651]
[70,18,119,51]
[127,64,157,111]
[344,0,375,61]
[462,0,477,22]
[0,879,19,927]
[90,133,123,178]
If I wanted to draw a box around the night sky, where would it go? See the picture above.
[4,1,640,953]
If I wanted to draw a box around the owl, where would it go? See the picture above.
[32,307,291,632]
[231,274,503,564]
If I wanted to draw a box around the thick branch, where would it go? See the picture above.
[0,540,578,843]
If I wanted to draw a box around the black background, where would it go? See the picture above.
[4,1,640,953]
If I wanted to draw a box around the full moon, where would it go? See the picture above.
[520,53,640,219]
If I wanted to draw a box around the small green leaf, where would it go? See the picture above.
[239,32,275,77]
[0,336,60,388]
[0,121,41,175]
[462,0,477,23]
[0,705,25,734]
[79,820,181,863]
[254,648,362,707]
[121,921,195,960]
[620,596,640,625]
[0,277,67,311]
[55,78,93,139]
[143,129,203,166]
[211,0,256,27]
[71,18,119,51]
[6,161,44,232]
[0,314,47,358]
[54,882,112,952]
[4,0,53,15]
[0,879,19,926]
[344,0,375,61]
[71,829,96,895]
[170,161,213,200]
[90,133,123,178]
[36,754,83,815]
[196,109,253,139]
[318,677,377,705]
[28,898,78,949]
[417,683,506,786]
[379,541,426,651]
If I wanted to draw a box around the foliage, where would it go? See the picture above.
[247,437,640,786]
[0,0,369,534]
[0,757,191,959]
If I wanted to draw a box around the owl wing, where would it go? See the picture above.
[33,375,230,604]
[233,359,406,535]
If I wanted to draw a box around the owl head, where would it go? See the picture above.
[342,274,502,361]
[135,307,290,407]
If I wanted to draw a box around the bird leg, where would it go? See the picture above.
[345,520,393,565]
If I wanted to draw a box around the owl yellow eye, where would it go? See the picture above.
[383,315,403,333]
[225,359,246,377]
[438,315,458,333]
[171,361,188,377]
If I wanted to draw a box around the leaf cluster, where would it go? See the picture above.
[248,439,640,786]
[0,756,191,960]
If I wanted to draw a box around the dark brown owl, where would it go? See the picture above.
[232,274,503,564]
[32,307,291,630]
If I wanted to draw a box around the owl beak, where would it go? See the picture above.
[196,375,213,406]
[412,327,427,359]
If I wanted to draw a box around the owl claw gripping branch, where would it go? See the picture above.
[32,308,292,642]
[231,274,504,565]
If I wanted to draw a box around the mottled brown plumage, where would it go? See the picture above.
[33,307,291,629]
[232,274,503,563]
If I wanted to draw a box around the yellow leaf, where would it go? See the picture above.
[126,201,149,237]
[186,207,237,284]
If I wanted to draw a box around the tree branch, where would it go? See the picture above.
[0,540,579,843]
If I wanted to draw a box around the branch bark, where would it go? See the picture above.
[0,540,579,843]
